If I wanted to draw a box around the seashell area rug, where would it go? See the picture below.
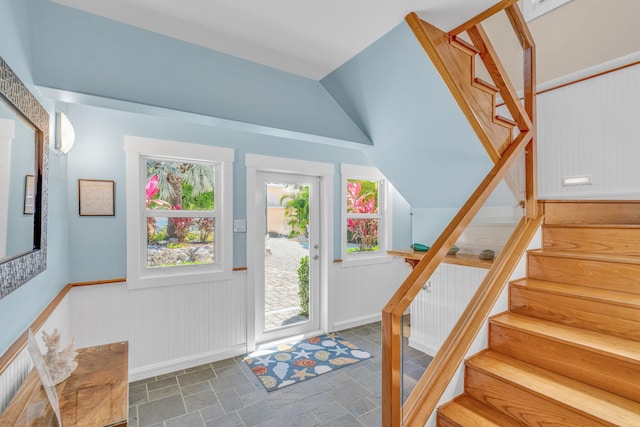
[243,333,372,392]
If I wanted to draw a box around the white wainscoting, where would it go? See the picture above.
[537,63,640,199]
[0,294,70,413]
[331,258,410,331]
[408,264,487,356]
[68,271,247,382]
[423,226,542,427]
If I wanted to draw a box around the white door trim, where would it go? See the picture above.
[246,154,334,352]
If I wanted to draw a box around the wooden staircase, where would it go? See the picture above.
[405,11,532,164]
[438,200,640,426]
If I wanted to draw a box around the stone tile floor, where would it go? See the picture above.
[128,322,432,427]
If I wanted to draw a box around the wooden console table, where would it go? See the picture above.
[1,341,128,426]
[388,249,493,269]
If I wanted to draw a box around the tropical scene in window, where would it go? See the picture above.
[346,179,380,254]
[144,158,216,268]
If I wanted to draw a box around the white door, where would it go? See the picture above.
[255,172,321,344]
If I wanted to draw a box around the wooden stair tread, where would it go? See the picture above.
[438,394,524,426]
[449,34,480,55]
[490,312,640,363]
[510,278,640,307]
[495,114,517,127]
[528,248,640,264]
[473,77,499,94]
[467,351,640,425]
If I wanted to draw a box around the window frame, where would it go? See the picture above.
[125,136,234,289]
[340,164,392,266]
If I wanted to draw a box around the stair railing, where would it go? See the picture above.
[382,3,537,426]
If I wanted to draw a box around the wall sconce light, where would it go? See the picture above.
[55,112,75,154]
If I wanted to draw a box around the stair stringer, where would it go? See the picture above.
[405,12,512,164]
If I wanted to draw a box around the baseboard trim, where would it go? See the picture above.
[408,337,438,357]
[536,52,640,96]
[128,344,247,382]
[333,313,381,332]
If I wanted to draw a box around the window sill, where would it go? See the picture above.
[127,268,233,290]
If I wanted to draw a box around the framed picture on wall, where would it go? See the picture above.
[78,179,115,216]
[23,175,35,215]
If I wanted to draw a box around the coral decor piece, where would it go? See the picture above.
[41,329,78,385]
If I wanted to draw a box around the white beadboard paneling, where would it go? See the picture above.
[422,225,542,427]
[0,293,70,413]
[538,63,640,199]
[332,258,410,331]
[0,349,31,414]
[68,271,247,379]
[408,264,487,356]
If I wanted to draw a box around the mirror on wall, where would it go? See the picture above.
[0,55,49,300]
[0,100,37,261]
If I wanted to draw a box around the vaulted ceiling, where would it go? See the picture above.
[49,0,499,80]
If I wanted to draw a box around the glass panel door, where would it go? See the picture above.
[256,172,320,344]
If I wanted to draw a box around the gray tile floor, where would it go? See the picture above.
[128,322,431,427]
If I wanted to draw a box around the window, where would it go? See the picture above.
[125,136,234,289]
[523,0,573,21]
[341,164,391,263]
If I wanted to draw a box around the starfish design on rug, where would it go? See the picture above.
[244,333,372,392]
[293,349,312,359]
[329,345,349,356]
[254,355,276,366]
[292,368,316,381]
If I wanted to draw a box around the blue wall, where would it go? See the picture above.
[61,101,411,282]
[0,0,70,354]
[1,0,490,354]
[322,23,493,211]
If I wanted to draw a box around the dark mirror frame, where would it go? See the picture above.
[0,56,49,299]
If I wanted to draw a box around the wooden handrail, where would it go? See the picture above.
[403,213,543,425]
[408,12,501,162]
[504,4,538,219]
[382,130,531,426]
[382,4,536,426]
[467,24,532,133]
[448,0,518,37]
[382,130,530,320]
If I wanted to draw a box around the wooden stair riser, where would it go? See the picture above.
[435,416,458,427]
[489,322,640,402]
[464,364,616,426]
[437,395,523,427]
[447,39,513,150]
[543,226,640,256]
[527,252,640,293]
[542,201,640,225]
[510,284,640,341]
